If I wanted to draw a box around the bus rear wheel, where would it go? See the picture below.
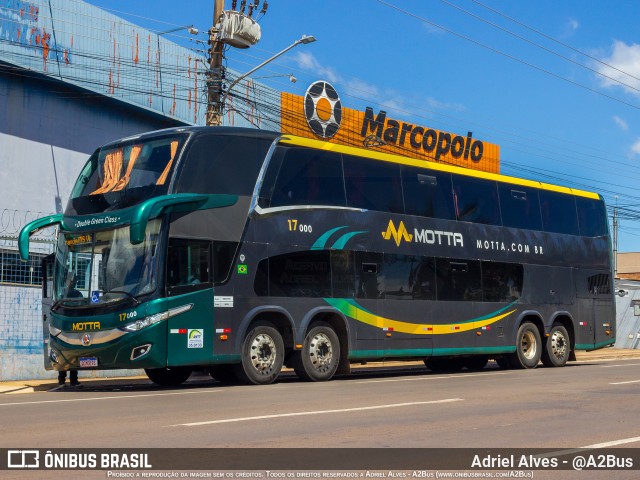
[541,324,570,367]
[234,323,284,385]
[294,323,340,382]
[145,367,192,387]
[508,322,542,369]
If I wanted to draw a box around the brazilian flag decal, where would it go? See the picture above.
[237,264,248,275]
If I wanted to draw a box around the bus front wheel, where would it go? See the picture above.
[234,323,284,385]
[541,324,570,367]
[294,323,340,382]
[145,367,192,387]
[509,322,542,369]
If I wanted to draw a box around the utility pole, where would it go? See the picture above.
[206,0,225,126]
[613,201,618,278]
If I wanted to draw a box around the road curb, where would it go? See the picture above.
[1,349,638,395]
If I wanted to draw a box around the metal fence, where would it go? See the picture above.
[0,209,56,380]
[0,209,142,381]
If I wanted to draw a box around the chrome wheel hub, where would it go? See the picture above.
[250,333,277,374]
[308,333,333,372]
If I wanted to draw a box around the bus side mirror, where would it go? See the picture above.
[18,214,63,261]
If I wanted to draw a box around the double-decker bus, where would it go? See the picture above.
[20,126,615,385]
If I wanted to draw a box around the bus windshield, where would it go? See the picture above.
[53,219,161,306]
[66,134,188,215]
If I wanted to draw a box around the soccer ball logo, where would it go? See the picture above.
[304,81,342,139]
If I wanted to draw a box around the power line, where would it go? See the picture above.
[436,0,640,95]
[469,0,640,84]
[375,0,640,111]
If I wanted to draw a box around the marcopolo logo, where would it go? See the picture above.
[361,107,485,163]
[304,81,342,139]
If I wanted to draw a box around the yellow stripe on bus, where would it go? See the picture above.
[279,135,599,200]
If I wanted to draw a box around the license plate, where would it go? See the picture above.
[79,357,98,368]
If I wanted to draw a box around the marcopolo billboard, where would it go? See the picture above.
[281,81,500,174]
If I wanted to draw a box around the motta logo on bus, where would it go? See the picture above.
[382,220,464,247]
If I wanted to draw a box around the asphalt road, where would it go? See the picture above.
[1,359,639,479]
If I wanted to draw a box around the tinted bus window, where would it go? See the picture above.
[401,167,455,220]
[355,252,383,299]
[167,239,211,296]
[411,257,436,300]
[212,241,238,285]
[498,184,542,231]
[452,176,501,225]
[383,254,417,300]
[269,147,346,208]
[436,258,482,301]
[331,251,355,297]
[540,190,579,235]
[176,134,273,195]
[344,155,403,213]
[576,197,607,237]
[257,251,332,297]
[482,261,523,302]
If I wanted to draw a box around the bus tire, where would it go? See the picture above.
[541,324,570,367]
[294,323,340,382]
[463,355,489,371]
[208,365,238,384]
[234,323,284,385]
[145,367,192,387]
[509,322,542,369]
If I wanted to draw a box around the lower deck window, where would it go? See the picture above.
[255,250,523,302]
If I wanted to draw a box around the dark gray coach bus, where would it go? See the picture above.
[20,126,615,385]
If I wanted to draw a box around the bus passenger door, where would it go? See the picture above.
[354,252,385,356]
[41,254,54,370]
[383,254,433,357]
[165,238,215,367]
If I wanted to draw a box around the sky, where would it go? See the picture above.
[85,0,640,252]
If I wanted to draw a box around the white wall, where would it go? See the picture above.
[0,132,87,215]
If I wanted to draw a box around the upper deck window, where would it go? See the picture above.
[267,147,346,208]
[67,134,187,215]
[498,184,542,231]
[344,155,403,213]
[175,134,274,196]
[452,175,501,225]
[539,190,579,235]
[401,166,455,220]
[576,197,607,237]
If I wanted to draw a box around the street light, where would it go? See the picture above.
[252,73,297,83]
[158,25,200,36]
[156,25,200,114]
[225,34,315,100]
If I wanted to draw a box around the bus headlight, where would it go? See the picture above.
[122,304,193,332]
[123,312,167,332]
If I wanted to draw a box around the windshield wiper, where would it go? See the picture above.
[103,289,141,306]
[51,298,87,310]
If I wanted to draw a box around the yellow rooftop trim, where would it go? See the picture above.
[279,135,600,200]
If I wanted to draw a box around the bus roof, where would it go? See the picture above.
[279,134,601,201]
[97,126,600,201]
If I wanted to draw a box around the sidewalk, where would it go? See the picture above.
[1,348,638,395]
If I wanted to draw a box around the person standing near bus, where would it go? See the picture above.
[58,370,81,388]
